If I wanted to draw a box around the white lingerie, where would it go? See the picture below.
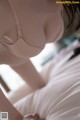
[0,0,64,59]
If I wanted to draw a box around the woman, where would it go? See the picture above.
[0,0,64,90]
[0,0,80,120]
[14,2,80,120]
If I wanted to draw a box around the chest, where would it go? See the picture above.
[0,0,17,42]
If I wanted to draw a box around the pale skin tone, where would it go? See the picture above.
[0,0,63,90]
[0,0,63,119]
[0,0,47,90]
[0,1,79,120]
[24,114,45,120]
[0,89,41,120]
[24,114,40,120]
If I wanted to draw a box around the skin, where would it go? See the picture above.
[1,1,79,120]
[0,0,63,119]
[24,114,45,120]
[24,114,40,120]
[0,0,63,89]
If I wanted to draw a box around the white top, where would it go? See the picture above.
[15,55,80,120]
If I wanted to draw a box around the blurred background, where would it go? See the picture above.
[0,28,80,96]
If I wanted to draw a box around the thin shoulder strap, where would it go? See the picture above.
[7,0,22,38]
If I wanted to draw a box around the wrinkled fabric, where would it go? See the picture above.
[15,55,80,120]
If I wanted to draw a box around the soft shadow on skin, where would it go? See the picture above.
[24,114,45,120]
